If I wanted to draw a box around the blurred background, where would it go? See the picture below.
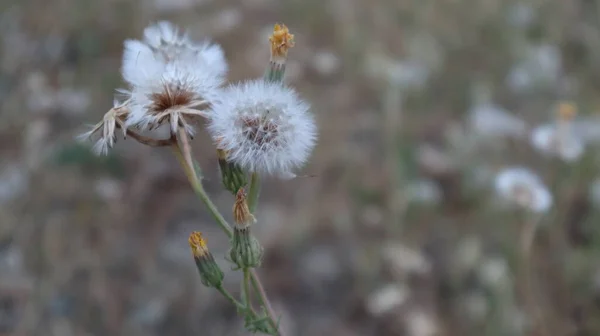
[3,0,600,335]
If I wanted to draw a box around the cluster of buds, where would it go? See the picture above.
[229,189,263,269]
[188,232,224,288]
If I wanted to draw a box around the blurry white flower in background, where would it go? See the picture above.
[468,83,527,139]
[477,257,510,289]
[207,79,317,176]
[530,102,584,162]
[0,165,28,203]
[404,310,439,336]
[122,21,226,136]
[366,283,409,317]
[530,124,584,162]
[365,32,443,91]
[570,116,600,144]
[469,103,527,139]
[506,3,536,29]
[495,167,552,213]
[506,44,562,92]
[406,179,442,205]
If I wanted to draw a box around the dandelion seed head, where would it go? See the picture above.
[122,22,226,135]
[208,79,316,175]
[122,21,227,88]
[495,167,552,213]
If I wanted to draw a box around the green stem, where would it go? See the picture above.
[173,130,282,335]
[250,269,280,333]
[216,285,246,311]
[242,269,255,313]
[247,172,261,213]
[171,142,232,236]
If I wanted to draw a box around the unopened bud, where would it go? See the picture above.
[229,189,262,268]
[189,232,224,288]
[217,149,248,194]
[229,226,264,269]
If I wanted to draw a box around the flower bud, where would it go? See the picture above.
[266,23,294,82]
[229,226,263,269]
[189,232,224,288]
[217,148,248,194]
[229,189,263,269]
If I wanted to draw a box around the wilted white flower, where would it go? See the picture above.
[122,21,227,135]
[208,79,317,176]
[530,123,584,162]
[495,167,552,213]
[77,99,129,155]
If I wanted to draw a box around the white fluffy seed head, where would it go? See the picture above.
[122,21,227,86]
[121,21,227,133]
[208,79,317,175]
[495,167,552,213]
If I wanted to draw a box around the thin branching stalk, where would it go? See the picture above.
[173,128,283,335]
[250,269,280,332]
[216,285,246,311]
[126,129,174,147]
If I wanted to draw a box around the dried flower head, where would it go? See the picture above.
[269,23,294,62]
[208,79,317,176]
[233,188,255,228]
[77,99,129,155]
[495,167,552,213]
[122,21,226,135]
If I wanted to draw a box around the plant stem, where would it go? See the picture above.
[216,285,245,311]
[172,129,232,236]
[250,269,280,333]
[242,269,255,313]
[247,172,261,212]
[519,215,547,336]
[173,129,283,335]
[126,129,174,147]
